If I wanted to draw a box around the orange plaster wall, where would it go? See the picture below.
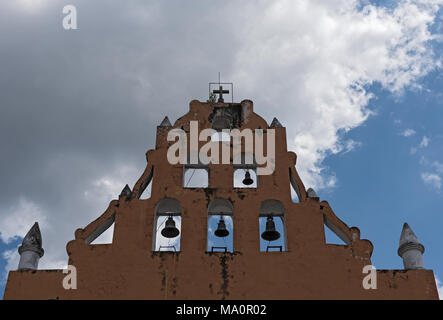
[4,100,439,300]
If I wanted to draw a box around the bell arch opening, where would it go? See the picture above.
[183,167,208,188]
[183,153,209,188]
[259,200,287,252]
[153,198,182,252]
[207,198,234,253]
[233,152,258,188]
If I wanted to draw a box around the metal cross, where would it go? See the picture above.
[209,73,233,103]
[213,85,229,103]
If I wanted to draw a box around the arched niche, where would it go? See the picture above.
[183,152,209,188]
[259,199,285,217]
[207,198,234,253]
[208,198,234,216]
[155,198,181,216]
[153,198,182,252]
[233,152,258,188]
[258,200,286,252]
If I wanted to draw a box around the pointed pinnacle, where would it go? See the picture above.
[307,188,318,198]
[399,222,421,247]
[159,116,172,127]
[120,184,132,197]
[18,222,44,257]
[398,222,425,259]
[270,117,283,128]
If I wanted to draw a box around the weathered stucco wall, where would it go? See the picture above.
[3,100,439,300]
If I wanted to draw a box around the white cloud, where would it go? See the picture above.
[419,159,443,191]
[232,0,442,188]
[342,139,363,154]
[402,129,416,137]
[1,249,19,285]
[433,161,443,173]
[0,162,139,279]
[419,136,430,148]
[411,135,431,154]
[421,172,441,189]
[0,197,48,244]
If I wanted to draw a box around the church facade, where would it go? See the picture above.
[3,97,438,299]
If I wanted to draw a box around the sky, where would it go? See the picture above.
[0,0,442,299]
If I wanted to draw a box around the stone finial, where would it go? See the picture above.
[119,184,132,198]
[159,116,172,127]
[397,223,425,270]
[18,222,44,270]
[270,117,283,128]
[307,188,318,198]
[307,188,319,201]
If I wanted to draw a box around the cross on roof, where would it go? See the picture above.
[209,73,233,103]
[212,85,229,103]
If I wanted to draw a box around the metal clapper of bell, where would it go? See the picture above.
[214,216,229,237]
[161,216,180,238]
[242,170,254,185]
[261,215,280,241]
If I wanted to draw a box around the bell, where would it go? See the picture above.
[242,170,254,185]
[261,216,280,241]
[214,217,229,237]
[161,216,180,238]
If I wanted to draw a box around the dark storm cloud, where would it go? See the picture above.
[0,0,240,202]
[0,0,244,265]
[0,0,441,271]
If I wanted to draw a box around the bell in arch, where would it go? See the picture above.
[242,170,254,186]
[261,215,280,241]
[214,216,229,238]
[161,216,180,238]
